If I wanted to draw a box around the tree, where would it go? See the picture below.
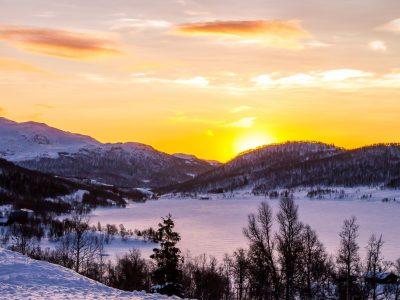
[60,210,103,273]
[232,248,249,300]
[336,216,361,300]
[276,197,304,300]
[243,201,281,299]
[299,225,333,299]
[107,249,151,291]
[364,234,384,300]
[9,222,42,255]
[182,254,231,300]
[150,214,183,297]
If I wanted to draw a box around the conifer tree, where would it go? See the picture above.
[150,214,183,297]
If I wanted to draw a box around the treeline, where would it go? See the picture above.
[3,197,400,299]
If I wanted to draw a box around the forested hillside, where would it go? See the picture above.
[164,142,400,193]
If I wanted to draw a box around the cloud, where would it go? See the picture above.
[230,105,251,113]
[320,69,373,81]
[174,19,311,49]
[0,57,45,73]
[377,18,400,33]
[0,26,121,60]
[184,10,210,16]
[132,74,209,87]
[174,76,209,87]
[368,40,387,52]
[251,69,375,89]
[110,18,171,32]
[226,117,256,128]
[251,73,315,87]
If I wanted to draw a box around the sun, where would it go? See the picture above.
[234,132,276,154]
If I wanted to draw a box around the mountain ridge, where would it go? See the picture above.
[0,117,218,188]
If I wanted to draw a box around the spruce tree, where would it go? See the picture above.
[150,214,183,297]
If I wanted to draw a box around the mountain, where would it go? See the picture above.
[0,118,217,188]
[164,142,400,193]
[0,157,156,215]
[0,248,177,300]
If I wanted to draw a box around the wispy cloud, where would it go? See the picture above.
[110,18,171,32]
[0,26,121,60]
[184,10,210,16]
[368,40,387,52]
[174,19,311,49]
[226,117,256,128]
[132,74,209,87]
[230,105,251,113]
[250,69,400,89]
[377,18,400,33]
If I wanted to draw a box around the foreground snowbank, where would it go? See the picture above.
[0,248,179,300]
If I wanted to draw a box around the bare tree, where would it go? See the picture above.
[107,249,151,291]
[276,197,303,300]
[60,210,104,273]
[232,248,249,300]
[243,201,281,299]
[364,234,384,300]
[299,225,333,298]
[336,216,360,300]
[9,223,43,255]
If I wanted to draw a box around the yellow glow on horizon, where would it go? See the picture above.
[234,132,276,154]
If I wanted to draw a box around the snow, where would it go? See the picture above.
[135,188,154,196]
[0,248,180,300]
[90,187,400,261]
[0,118,168,162]
[46,189,89,203]
[0,117,99,161]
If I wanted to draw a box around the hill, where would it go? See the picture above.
[0,157,151,215]
[163,142,400,193]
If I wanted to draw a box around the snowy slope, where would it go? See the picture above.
[0,117,99,161]
[0,248,179,300]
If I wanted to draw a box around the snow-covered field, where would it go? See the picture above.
[0,248,179,300]
[90,187,400,261]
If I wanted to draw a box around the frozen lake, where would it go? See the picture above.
[90,189,400,261]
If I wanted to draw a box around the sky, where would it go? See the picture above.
[0,0,399,161]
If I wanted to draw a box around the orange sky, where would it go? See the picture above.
[1,0,400,161]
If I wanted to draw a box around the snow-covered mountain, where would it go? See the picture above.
[0,118,217,188]
[0,248,179,300]
[165,142,400,193]
[0,117,99,161]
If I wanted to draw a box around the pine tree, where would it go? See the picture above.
[150,214,183,297]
